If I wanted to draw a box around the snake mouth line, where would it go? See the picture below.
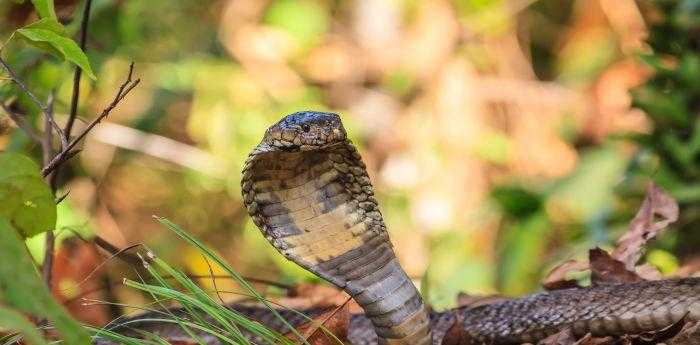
[262,140,347,153]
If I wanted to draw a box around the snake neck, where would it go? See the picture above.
[241,139,431,344]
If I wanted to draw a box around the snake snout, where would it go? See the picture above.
[263,111,347,150]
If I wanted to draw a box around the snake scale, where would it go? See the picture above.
[101,111,700,345]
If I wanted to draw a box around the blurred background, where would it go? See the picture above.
[2,0,700,326]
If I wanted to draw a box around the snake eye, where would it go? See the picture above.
[301,124,311,132]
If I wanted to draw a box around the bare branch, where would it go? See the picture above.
[65,0,94,139]
[41,63,140,177]
[41,106,55,289]
[55,190,70,204]
[0,59,66,148]
[0,57,51,118]
[45,92,68,149]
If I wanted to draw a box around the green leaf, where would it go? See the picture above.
[491,185,542,218]
[30,0,56,19]
[0,152,56,238]
[16,28,96,80]
[0,306,49,345]
[497,212,551,295]
[20,18,67,36]
[0,218,91,344]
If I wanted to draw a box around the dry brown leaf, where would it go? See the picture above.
[441,314,473,345]
[538,328,576,345]
[676,256,700,278]
[286,298,351,345]
[52,238,109,325]
[284,283,359,312]
[542,260,589,290]
[634,263,663,281]
[668,321,700,345]
[573,334,613,345]
[589,247,643,285]
[612,183,679,270]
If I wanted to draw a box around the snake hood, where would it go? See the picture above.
[261,111,347,150]
[243,111,433,344]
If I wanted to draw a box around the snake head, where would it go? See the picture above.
[262,111,347,150]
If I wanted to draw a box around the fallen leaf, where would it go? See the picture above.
[538,328,576,345]
[52,238,109,325]
[542,260,589,290]
[668,320,700,345]
[440,313,473,345]
[589,248,642,285]
[612,183,678,270]
[286,298,351,345]
[634,263,663,281]
[573,334,613,345]
[676,256,700,278]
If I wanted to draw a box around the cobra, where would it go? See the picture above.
[241,111,700,344]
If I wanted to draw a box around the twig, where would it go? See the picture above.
[1,18,141,295]
[203,255,227,305]
[41,104,55,290]
[93,236,144,268]
[64,0,93,139]
[0,57,51,117]
[45,92,68,149]
[41,0,92,292]
[41,63,140,177]
[0,58,67,146]
[55,190,70,204]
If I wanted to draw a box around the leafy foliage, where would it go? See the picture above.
[0,306,49,345]
[0,218,91,344]
[15,18,96,79]
[0,152,56,238]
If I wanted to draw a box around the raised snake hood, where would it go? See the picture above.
[241,111,700,345]
[242,111,433,344]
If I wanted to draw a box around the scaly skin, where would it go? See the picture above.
[240,111,700,344]
[96,111,700,345]
[241,112,431,344]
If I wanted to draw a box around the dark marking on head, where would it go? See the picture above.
[263,111,347,150]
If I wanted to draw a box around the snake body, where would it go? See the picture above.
[240,111,700,344]
[241,112,431,344]
[99,111,700,345]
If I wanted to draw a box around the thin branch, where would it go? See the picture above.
[55,190,70,204]
[0,57,51,118]
[42,63,140,177]
[45,92,68,149]
[41,106,55,289]
[0,58,66,146]
[65,0,94,138]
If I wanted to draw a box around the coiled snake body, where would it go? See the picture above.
[240,111,700,344]
[106,111,700,345]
